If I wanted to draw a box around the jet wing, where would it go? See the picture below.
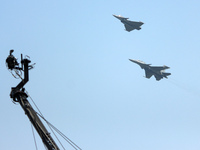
[145,70,153,79]
[124,24,135,31]
[128,21,143,26]
[154,75,162,81]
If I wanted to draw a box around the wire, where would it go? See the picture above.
[37,112,82,150]
[31,124,38,150]
[25,90,82,150]
[25,91,66,149]
[26,91,66,149]
[14,69,23,79]
[25,90,44,118]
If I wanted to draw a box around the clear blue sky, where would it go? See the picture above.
[1,0,200,150]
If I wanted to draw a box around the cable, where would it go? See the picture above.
[14,69,23,79]
[31,124,38,150]
[45,117,66,150]
[25,91,66,150]
[25,90,82,150]
[37,112,82,150]
[25,90,44,118]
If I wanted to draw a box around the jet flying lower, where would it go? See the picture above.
[129,59,171,81]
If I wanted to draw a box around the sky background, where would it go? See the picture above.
[1,0,200,150]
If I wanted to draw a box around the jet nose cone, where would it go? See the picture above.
[129,59,136,63]
[113,14,122,20]
[129,59,133,61]
[113,14,119,18]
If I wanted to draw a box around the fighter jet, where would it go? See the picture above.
[113,14,144,32]
[129,59,171,81]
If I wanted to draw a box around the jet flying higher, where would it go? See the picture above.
[113,15,144,32]
[129,59,171,81]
